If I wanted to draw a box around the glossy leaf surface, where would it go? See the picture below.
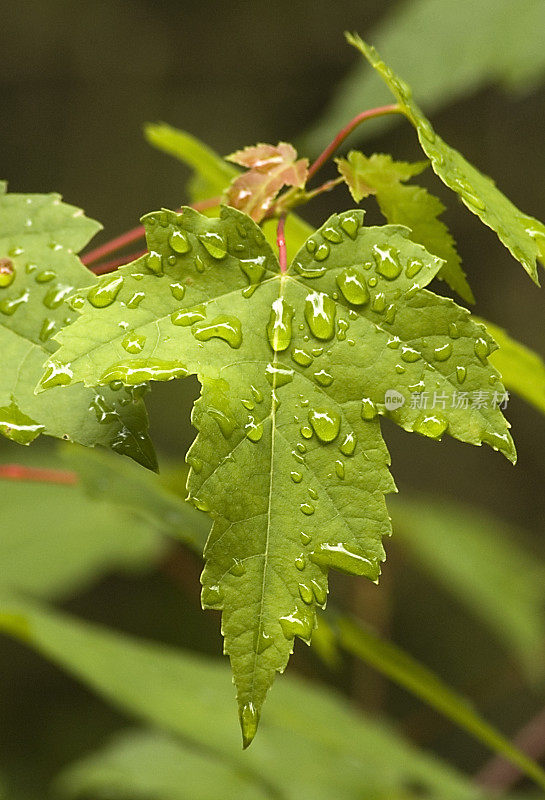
[40,205,513,743]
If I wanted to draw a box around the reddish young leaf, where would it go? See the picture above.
[224,142,308,222]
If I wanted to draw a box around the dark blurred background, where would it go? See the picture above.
[2,1,545,796]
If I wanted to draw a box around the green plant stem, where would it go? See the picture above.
[306,103,402,183]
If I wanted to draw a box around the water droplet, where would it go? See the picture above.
[201,584,223,608]
[193,315,242,349]
[434,343,452,361]
[414,414,448,439]
[401,346,421,362]
[361,397,377,420]
[300,502,315,515]
[199,232,227,259]
[456,366,467,383]
[265,363,293,387]
[267,297,294,352]
[308,487,318,500]
[489,374,498,385]
[100,360,188,384]
[311,579,327,606]
[169,229,191,253]
[171,305,206,326]
[372,292,387,313]
[335,459,345,479]
[310,543,377,578]
[314,369,333,387]
[306,239,317,253]
[295,554,306,571]
[146,251,163,274]
[448,322,460,339]
[300,425,313,439]
[0,401,44,445]
[336,267,369,306]
[384,304,397,324]
[245,415,263,442]
[0,258,15,288]
[296,442,306,453]
[387,336,401,349]
[406,258,423,278]
[305,291,336,340]
[314,243,330,261]
[0,289,29,315]
[207,406,237,438]
[299,583,313,604]
[308,407,341,442]
[251,385,263,403]
[340,432,356,456]
[373,245,401,279]
[240,256,266,294]
[368,276,378,288]
[322,226,343,244]
[195,255,205,273]
[188,455,203,473]
[256,629,272,654]
[39,318,56,342]
[35,270,56,283]
[118,332,145,354]
[340,214,360,239]
[300,531,312,546]
[280,610,314,642]
[311,347,323,357]
[240,703,259,750]
[291,348,313,367]
[291,471,302,483]
[474,337,490,364]
[168,282,185,302]
[230,558,246,576]
[39,361,74,389]
[88,275,124,308]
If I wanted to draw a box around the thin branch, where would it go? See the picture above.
[306,104,402,183]
[0,463,78,485]
[90,249,147,275]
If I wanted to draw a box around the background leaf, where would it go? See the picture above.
[303,0,545,154]
[0,598,487,800]
[0,183,156,468]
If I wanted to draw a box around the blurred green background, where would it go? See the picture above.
[2,1,545,798]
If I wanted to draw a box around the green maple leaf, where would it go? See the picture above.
[336,151,474,303]
[0,183,156,468]
[39,205,514,745]
[347,34,545,285]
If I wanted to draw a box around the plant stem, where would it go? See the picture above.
[81,197,222,267]
[0,463,78,485]
[276,215,287,272]
[476,705,545,794]
[306,104,401,182]
[91,250,147,275]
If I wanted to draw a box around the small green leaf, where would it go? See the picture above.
[0,183,156,468]
[39,204,514,742]
[335,614,545,792]
[337,151,474,303]
[478,318,545,417]
[0,597,487,800]
[347,34,545,285]
[56,729,270,800]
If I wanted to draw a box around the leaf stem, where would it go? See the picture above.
[306,104,402,182]
[81,197,222,267]
[0,463,78,485]
[276,214,287,272]
[91,250,147,275]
